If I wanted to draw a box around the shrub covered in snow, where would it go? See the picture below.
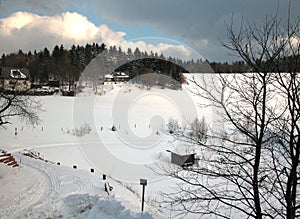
[167,117,180,134]
[189,117,208,143]
[72,123,92,137]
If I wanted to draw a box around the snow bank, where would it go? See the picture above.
[61,194,153,219]
[89,197,153,219]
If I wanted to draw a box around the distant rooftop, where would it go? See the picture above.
[0,67,30,80]
[10,69,27,79]
[104,74,114,79]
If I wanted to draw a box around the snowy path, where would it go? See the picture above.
[18,156,61,218]
[0,154,61,219]
[0,153,163,218]
[0,164,45,219]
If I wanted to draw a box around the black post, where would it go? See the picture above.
[140,178,147,212]
[15,127,17,139]
[141,184,145,211]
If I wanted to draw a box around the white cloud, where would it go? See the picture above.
[1,0,299,61]
[120,40,200,60]
[97,24,125,46]
[0,11,126,53]
[0,11,198,61]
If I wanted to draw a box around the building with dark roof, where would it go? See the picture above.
[0,67,31,92]
[103,72,130,85]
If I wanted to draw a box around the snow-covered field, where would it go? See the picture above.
[0,75,214,218]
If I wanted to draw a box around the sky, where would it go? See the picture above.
[0,0,299,62]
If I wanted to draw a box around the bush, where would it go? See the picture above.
[189,117,208,143]
[167,117,180,134]
[72,123,92,137]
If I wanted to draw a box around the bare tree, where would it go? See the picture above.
[189,117,208,143]
[265,18,300,217]
[0,83,41,126]
[155,72,276,218]
[168,117,180,134]
[154,11,300,219]
[266,72,300,219]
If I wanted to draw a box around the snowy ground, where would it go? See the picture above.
[0,75,215,218]
[0,154,161,218]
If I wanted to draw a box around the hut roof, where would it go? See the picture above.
[0,67,30,80]
[104,74,114,79]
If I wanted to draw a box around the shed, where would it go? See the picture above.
[167,150,196,167]
[103,74,114,85]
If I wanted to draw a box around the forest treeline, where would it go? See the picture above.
[0,43,106,85]
[0,42,255,86]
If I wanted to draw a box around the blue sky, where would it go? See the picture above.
[0,0,299,62]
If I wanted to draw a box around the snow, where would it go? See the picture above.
[0,74,215,218]
[105,74,114,79]
[0,154,162,218]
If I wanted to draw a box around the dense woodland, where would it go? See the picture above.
[0,43,105,85]
[0,42,256,87]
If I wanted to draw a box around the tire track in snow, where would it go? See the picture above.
[59,175,84,196]
[59,174,97,196]
[12,156,61,219]
[0,165,45,219]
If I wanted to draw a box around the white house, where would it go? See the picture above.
[103,72,130,85]
[103,74,115,85]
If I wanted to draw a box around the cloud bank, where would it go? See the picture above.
[1,0,299,61]
[0,11,198,60]
[0,11,124,53]
[90,0,300,60]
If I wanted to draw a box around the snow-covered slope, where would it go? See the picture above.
[0,153,162,218]
[0,78,213,218]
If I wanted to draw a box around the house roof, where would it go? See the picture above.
[114,72,129,78]
[104,74,114,79]
[0,67,30,80]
